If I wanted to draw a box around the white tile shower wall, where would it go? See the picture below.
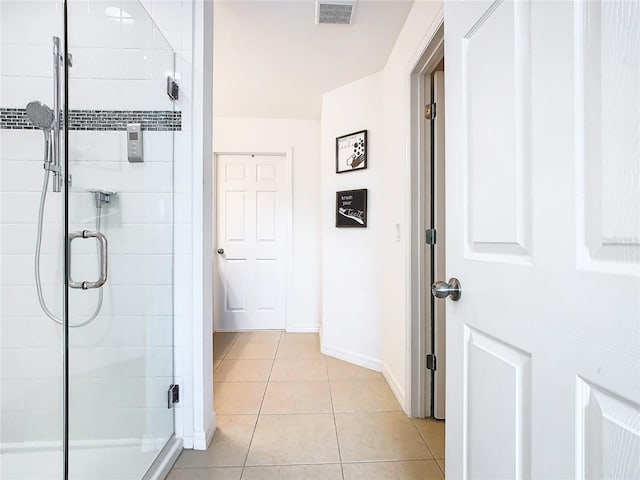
[0,0,180,452]
[0,1,64,47]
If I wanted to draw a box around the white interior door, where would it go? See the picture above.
[215,154,289,331]
[444,1,640,479]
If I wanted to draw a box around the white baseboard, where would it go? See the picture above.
[192,413,216,450]
[215,325,321,334]
[321,343,383,372]
[286,324,320,333]
[383,363,407,414]
[215,328,283,332]
[191,434,205,451]
[181,436,193,449]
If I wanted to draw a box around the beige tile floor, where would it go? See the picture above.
[169,332,445,480]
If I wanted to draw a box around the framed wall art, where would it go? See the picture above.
[336,129,367,173]
[336,189,367,228]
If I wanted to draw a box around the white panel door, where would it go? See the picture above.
[215,154,288,330]
[444,1,640,479]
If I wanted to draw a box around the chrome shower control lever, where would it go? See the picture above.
[432,278,462,301]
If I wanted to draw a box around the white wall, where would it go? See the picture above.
[214,117,322,332]
[319,72,384,370]
[380,1,444,410]
[317,1,443,411]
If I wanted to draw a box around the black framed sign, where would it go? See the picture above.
[336,189,367,228]
[336,130,367,173]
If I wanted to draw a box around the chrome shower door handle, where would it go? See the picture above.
[69,230,108,290]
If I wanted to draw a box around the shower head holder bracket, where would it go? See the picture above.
[85,189,117,209]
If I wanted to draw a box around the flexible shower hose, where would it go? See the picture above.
[35,133,104,328]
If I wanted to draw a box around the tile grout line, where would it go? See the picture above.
[326,354,345,480]
[340,458,441,465]
[239,330,283,479]
[213,331,241,370]
[409,417,439,462]
[219,334,236,361]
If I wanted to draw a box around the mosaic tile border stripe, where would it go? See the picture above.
[0,108,181,131]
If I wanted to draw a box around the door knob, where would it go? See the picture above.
[432,278,461,301]
[217,248,224,255]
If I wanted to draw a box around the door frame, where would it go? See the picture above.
[212,150,294,332]
[406,19,445,418]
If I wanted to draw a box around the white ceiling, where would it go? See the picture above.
[213,0,414,119]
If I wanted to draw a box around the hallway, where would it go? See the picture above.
[169,332,445,479]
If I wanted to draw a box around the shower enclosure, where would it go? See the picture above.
[1,1,179,478]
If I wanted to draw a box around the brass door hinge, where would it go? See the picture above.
[424,103,436,120]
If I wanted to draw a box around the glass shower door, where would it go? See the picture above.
[0,2,66,478]
[65,2,176,478]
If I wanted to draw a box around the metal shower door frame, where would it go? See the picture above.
[62,2,70,477]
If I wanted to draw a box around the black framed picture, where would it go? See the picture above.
[336,130,367,173]
[336,189,367,228]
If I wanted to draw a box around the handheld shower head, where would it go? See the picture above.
[25,101,55,131]
[28,100,58,181]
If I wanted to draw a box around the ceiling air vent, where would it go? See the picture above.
[315,1,356,25]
